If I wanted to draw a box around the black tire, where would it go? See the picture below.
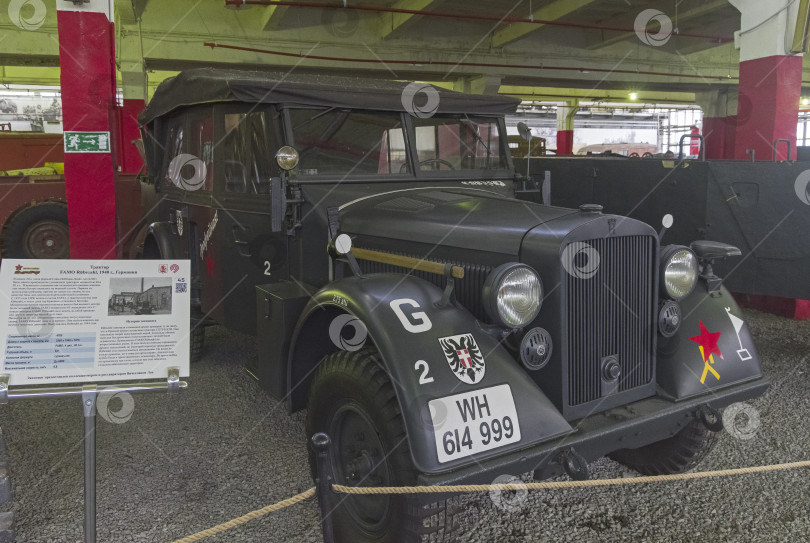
[608,418,717,476]
[306,348,458,543]
[190,323,205,364]
[2,203,69,259]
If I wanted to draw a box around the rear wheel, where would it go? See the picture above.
[306,348,458,543]
[3,203,69,259]
[608,418,717,475]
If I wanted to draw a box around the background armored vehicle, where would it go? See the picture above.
[136,69,768,542]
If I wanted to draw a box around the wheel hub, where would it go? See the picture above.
[329,404,392,533]
[24,220,69,259]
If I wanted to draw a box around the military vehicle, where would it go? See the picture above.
[136,69,768,542]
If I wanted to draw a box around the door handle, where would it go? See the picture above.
[231,225,252,256]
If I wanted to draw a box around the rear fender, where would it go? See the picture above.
[657,283,763,400]
[143,221,183,259]
[288,273,572,475]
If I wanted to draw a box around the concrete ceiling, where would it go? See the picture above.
[0,0,807,106]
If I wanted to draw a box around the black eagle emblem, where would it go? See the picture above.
[439,334,485,384]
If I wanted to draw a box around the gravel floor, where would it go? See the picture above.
[0,308,808,542]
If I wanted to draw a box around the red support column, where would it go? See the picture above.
[734,55,802,161]
[556,131,574,155]
[696,89,738,160]
[555,100,577,156]
[57,1,117,259]
[702,117,738,160]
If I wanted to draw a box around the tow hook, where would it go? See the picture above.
[557,448,590,481]
[698,405,724,431]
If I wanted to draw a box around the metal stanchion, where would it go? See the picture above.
[0,369,186,543]
[311,433,335,543]
[81,387,97,543]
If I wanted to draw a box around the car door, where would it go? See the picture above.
[158,108,214,308]
[203,104,289,335]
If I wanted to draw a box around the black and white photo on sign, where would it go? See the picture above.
[108,277,173,316]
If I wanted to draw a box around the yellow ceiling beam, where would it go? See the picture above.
[0,66,61,87]
[381,0,443,38]
[588,0,727,50]
[498,86,696,104]
[261,3,291,31]
[491,0,597,48]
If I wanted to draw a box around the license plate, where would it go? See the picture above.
[429,384,521,463]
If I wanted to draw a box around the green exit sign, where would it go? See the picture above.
[63,131,111,153]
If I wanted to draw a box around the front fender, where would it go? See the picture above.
[657,282,763,400]
[288,273,572,475]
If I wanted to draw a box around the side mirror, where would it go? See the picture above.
[517,122,532,142]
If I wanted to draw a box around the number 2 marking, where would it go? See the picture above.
[415,360,434,384]
[264,261,272,276]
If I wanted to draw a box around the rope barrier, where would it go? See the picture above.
[171,459,810,542]
[333,459,810,495]
[171,487,315,543]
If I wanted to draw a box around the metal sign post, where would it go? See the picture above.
[0,368,186,543]
[82,386,96,543]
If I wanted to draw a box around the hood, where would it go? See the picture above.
[338,188,577,256]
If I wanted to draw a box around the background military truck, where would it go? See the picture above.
[136,69,768,543]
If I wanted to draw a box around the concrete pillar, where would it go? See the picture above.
[696,89,738,159]
[453,75,502,95]
[729,0,805,161]
[57,0,117,259]
[556,100,578,155]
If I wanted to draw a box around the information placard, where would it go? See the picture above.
[0,260,190,385]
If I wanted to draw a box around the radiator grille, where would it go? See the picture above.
[566,236,656,406]
[357,250,491,320]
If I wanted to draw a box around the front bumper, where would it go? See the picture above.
[418,376,769,486]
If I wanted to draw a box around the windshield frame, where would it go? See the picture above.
[406,113,513,179]
[280,106,515,184]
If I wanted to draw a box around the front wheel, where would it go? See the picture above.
[608,418,717,475]
[306,348,458,543]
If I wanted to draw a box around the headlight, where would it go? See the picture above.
[483,263,543,328]
[660,246,698,300]
[275,146,299,170]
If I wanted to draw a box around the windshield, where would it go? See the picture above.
[288,108,407,176]
[412,115,507,172]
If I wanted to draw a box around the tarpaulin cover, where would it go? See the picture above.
[139,68,521,126]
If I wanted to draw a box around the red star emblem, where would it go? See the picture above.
[690,321,723,362]
[15,265,22,271]
[205,255,214,276]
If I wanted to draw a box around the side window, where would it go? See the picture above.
[160,117,184,190]
[189,115,214,191]
[221,111,277,194]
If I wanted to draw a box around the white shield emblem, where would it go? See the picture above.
[176,210,183,236]
[439,333,485,384]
